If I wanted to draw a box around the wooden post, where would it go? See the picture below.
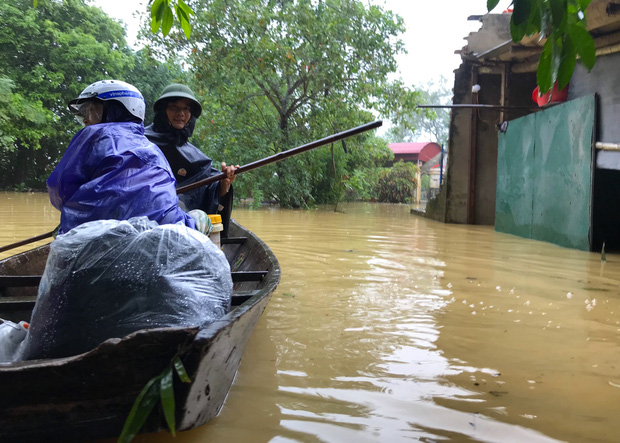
[416,160,422,207]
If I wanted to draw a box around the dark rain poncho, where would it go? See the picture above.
[145,112,233,236]
[47,122,195,234]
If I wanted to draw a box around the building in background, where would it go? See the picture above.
[387,142,441,166]
[424,0,620,252]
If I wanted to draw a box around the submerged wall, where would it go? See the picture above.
[495,95,596,250]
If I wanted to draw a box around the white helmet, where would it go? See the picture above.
[68,80,146,122]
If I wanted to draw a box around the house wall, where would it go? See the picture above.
[570,52,620,143]
[570,51,620,251]
[473,72,501,225]
[425,61,538,225]
[441,61,473,224]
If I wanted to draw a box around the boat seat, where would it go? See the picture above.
[0,269,268,288]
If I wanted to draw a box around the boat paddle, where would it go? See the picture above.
[0,120,382,253]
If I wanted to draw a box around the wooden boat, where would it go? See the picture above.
[0,220,280,441]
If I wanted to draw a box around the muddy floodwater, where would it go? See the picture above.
[1,192,619,442]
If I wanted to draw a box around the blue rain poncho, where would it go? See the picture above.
[47,122,195,234]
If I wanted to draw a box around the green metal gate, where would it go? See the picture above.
[495,94,596,250]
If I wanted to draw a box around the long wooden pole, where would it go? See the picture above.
[0,120,382,254]
[0,230,56,254]
[177,120,382,194]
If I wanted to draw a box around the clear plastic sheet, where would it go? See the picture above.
[18,217,232,360]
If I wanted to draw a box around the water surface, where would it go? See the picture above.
[1,193,619,442]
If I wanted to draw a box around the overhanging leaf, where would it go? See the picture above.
[537,38,555,93]
[150,16,160,34]
[577,0,592,11]
[175,6,191,38]
[567,23,596,70]
[180,18,191,39]
[549,0,568,29]
[512,0,533,25]
[525,0,542,35]
[510,18,528,42]
[162,6,174,36]
[150,0,165,20]
[176,5,189,23]
[178,0,195,16]
[557,35,576,88]
[487,0,501,11]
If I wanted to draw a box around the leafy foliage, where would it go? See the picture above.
[376,160,418,204]
[124,48,185,124]
[1,0,183,190]
[118,356,191,443]
[488,0,595,93]
[0,76,49,189]
[0,0,135,188]
[149,0,195,38]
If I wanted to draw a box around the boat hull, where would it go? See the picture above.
[0,220,280,441]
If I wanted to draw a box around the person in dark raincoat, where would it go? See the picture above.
[47,80,198,234]
[144,84,238,237]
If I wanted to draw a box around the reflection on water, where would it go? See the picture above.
[1,193,619,442]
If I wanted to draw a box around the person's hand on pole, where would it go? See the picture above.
[220,162,239,196]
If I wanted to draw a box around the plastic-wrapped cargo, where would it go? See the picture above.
[0,320,29,363]
[18,217,233,361]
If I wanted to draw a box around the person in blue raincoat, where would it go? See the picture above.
[47,80,201,234]
[144,84,238,237]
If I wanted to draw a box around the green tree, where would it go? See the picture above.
[0,0,135,188]
[376,160,417,204]
[0,77,49,188]
[124,49,185,124]
[387,76,450,147]
[143,0,596,96]
[144,0,418,207]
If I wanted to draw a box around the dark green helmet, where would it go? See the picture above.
[154,83,202,118]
